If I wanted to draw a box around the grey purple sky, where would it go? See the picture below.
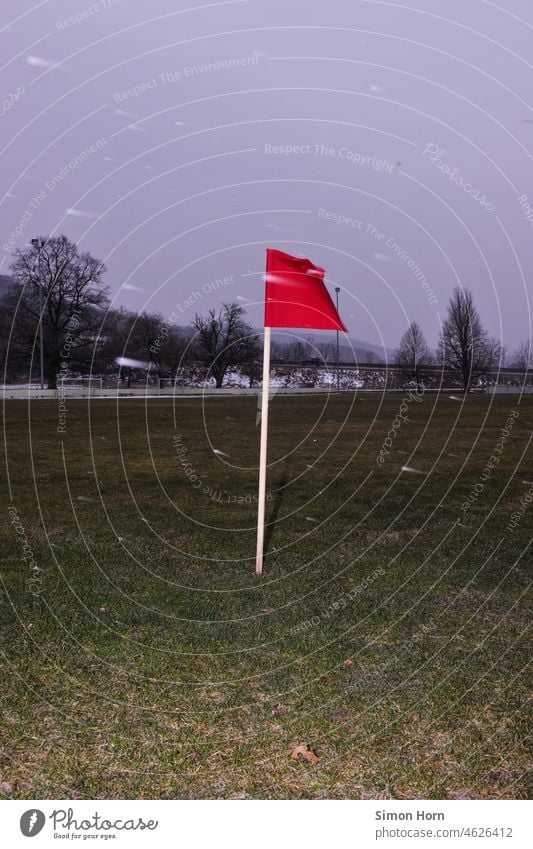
[1,0,532,353]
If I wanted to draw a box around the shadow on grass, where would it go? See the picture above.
[263,465,292,559]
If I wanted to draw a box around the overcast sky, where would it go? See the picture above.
[1,0,532,353]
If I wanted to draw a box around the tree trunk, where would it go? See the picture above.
[47,356,60,390]
[212,363,226,388]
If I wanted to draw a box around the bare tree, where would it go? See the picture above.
[193,302,259,388]
[95,307,139,373]
[485,336,503,370]
[394,321,432,387]
[132,311,166,366]
[158,327,195,374]
[438,287,490,392]
[316,341,336,363]
[270,341,289,362]
[510,339,532,370]
[286,340,308,362]
[96,308,196,381]
[10,235,109,388]
[500,345,508,368]
[0,288,37,384]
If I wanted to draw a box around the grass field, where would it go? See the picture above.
[1,392,531,799]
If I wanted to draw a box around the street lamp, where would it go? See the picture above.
[335,287,341,392]
[31,238,45,390]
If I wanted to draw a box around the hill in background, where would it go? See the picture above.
[269,330,393,363]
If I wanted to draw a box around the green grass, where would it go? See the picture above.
[0,393,531,799]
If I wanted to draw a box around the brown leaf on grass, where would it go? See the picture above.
[251,691,269,703]
[290,744,319,765]
[342,659,353,668]
[187,750,201,764]
[19,781,34,795]
[209,691,224,702]
[0,781,13,794]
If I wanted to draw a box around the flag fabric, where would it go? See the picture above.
[264,249,347,332]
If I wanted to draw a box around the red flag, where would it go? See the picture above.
[264,249,347,331]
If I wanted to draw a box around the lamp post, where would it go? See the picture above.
[335,287,341,392]
[31,238,45,390]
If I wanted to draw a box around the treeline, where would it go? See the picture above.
[0,236,260,389]
[0,234,531,390]
[394,289,531,391]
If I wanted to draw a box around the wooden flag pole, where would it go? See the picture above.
[255,325,271,575]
